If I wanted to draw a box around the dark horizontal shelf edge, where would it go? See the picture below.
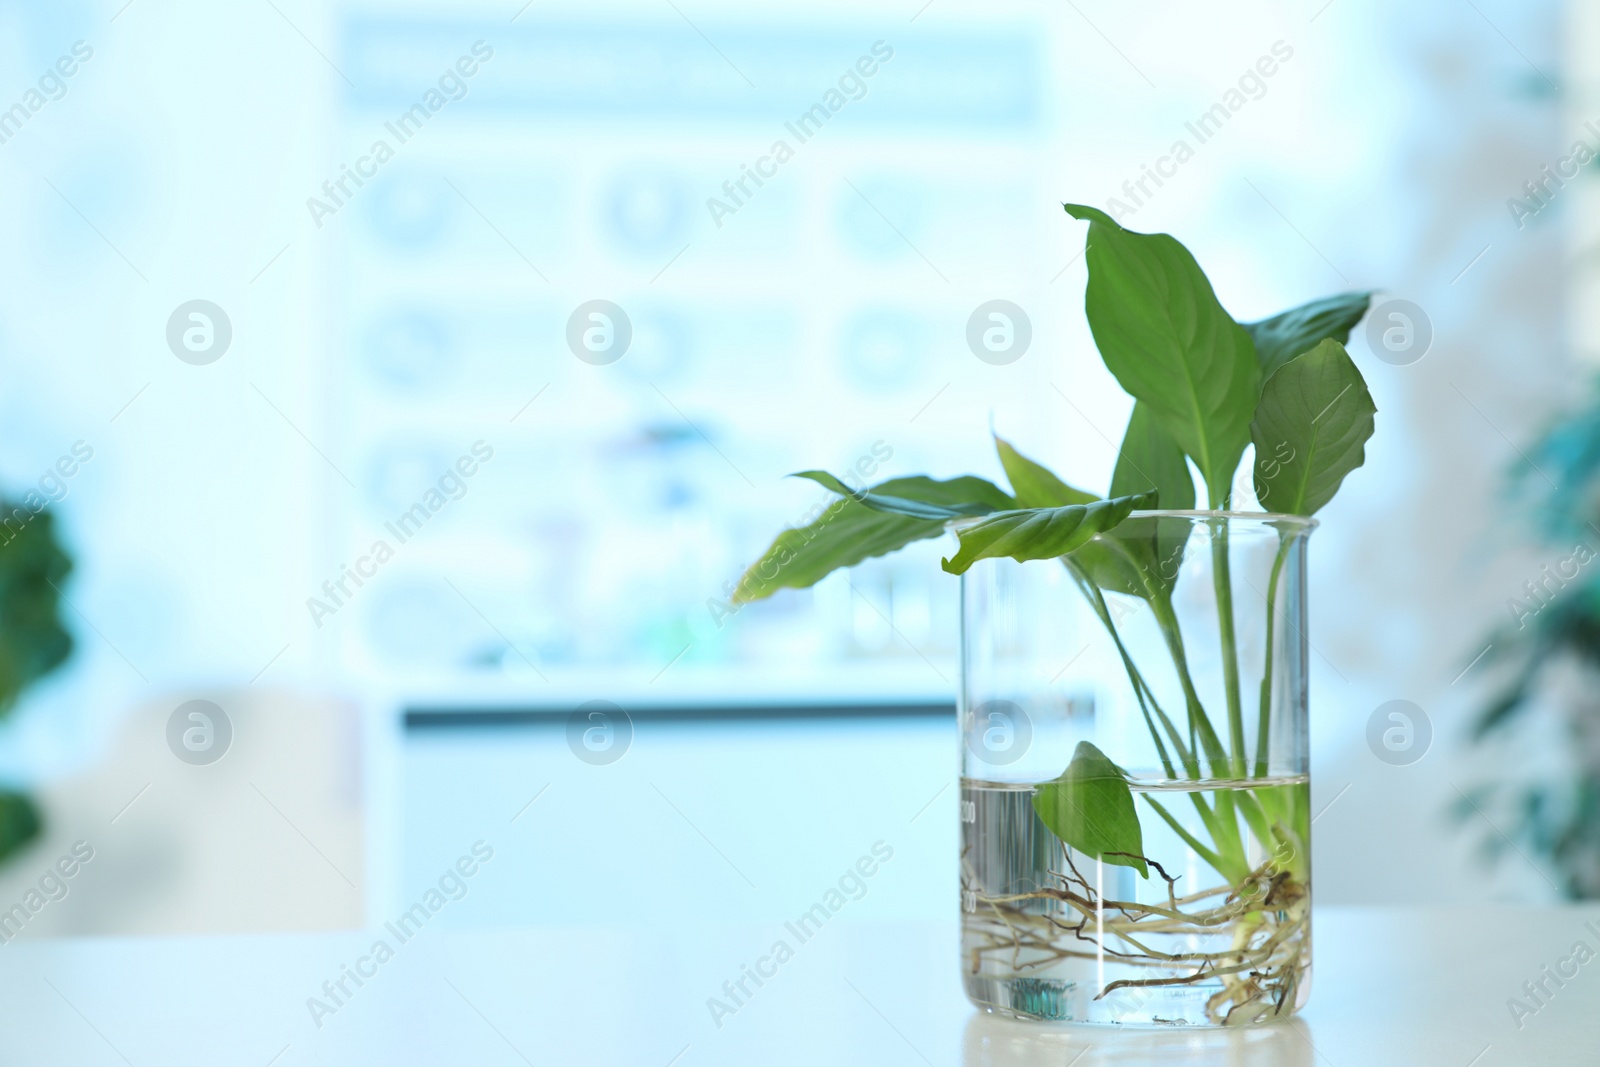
[404,702,957,730]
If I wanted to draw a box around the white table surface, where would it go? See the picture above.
[2,906,1594,1066]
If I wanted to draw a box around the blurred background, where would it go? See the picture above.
[0,0,1585,937]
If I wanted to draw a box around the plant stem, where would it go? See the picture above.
[1148,594,1230,774]
[1066,559,1242,864]
[1208,790,1248,877]
[1143,794,1230,876]
[1211,525,1245,778]
[1065,532,1286,876]
[1065,563,1195,777]
[1252,540,1291,778]
[1231,788,1275,861]
[1098,537,1199,757]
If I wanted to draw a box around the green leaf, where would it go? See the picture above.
[941,492,1155,575]
[1066,541,1150,601]
[1067,525,1177,602]
[845,473,1015,513]
[1079,409,1195,601]
[0,791,40,866]
[1250,339,1377,516]
[993,436,1097,507]
[1108,403,1196,510]
[734,475,1014,602]
[1243,291,1373,381]
[1032,741,1147,878]
[0,504,74,716]
[792,470,1006,520]
[987,431,1176,603]
[1064,204,1260,506]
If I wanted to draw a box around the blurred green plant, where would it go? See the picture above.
[1460,387,1600,897]
[0,505,74,866]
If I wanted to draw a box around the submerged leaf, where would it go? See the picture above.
[941,492,1155,575]
[1032,741,1148,878]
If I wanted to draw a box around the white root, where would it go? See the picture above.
[964,853,1310,1024]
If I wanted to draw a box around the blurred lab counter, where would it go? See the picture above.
[0,906,1593,1065]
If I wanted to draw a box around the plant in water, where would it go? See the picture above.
[735,205,1377,1025]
